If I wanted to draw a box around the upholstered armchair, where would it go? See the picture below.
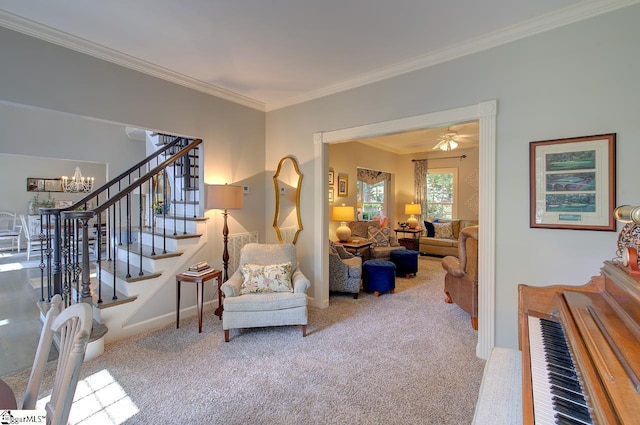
[329,241,362,298]
[441,226,479,330]
[220,243,310,342]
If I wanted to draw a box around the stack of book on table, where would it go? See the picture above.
[183,262,212,276]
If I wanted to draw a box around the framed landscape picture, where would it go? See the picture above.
[530,133,616,231]
[329,187,334,203]
[329,170,334,185]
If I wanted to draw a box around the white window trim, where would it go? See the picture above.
[427,167,458,219]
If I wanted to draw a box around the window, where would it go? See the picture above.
[425,168,457,219]
[357,180,386,221]
[356,168,391,221]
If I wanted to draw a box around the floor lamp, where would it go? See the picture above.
[206,184,244,282]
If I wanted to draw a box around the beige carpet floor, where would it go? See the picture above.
[3,256,485,425]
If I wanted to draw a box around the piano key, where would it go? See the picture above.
[528,316,594,425]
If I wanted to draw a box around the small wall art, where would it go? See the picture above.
[338,175,348,197]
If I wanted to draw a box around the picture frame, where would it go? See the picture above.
[530,133,616,231]
[329,187,334,203]
[338,175,348,197]
[329,170,335,185]
[27,177,64,193]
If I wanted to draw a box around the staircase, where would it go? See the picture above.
[32,134,210,351]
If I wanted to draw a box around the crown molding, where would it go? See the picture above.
[265,0,640,111]
[0,10,265,112]
[2,1,638,113]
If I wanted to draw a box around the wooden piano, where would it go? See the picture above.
[518,261,640,424]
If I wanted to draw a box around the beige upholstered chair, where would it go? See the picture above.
[441,226,479,329]
[23,295,92,425]
[220,243,310,342]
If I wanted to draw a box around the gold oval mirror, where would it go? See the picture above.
[273,156,303,244]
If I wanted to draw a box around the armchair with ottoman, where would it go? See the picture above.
[441,225,479,330]
[347,221,405,260]
[329,241,362,298]
[220,243,310,341]
[419,219,478,257]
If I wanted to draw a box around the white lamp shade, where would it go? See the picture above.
[206,184,244,210]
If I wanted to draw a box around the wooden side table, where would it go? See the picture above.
[176,268,222,333]
[336,240,373,261]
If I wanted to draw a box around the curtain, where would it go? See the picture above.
[414,160,427,225]
[357,168,391,185]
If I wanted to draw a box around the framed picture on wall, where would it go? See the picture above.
[329,170,334,185]
[530,133,616,231]
[338,175,348,197]
[329,188,334,203]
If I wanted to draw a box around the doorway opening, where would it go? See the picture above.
[315,100,497,359]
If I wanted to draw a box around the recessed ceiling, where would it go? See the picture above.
[354,121,479,154]
[0,1,634,111]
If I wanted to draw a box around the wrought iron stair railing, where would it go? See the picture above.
[33,135,203,311]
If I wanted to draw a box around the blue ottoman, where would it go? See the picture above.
[390,250,419,278]
[362,259,396,296]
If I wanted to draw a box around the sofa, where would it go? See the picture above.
[347,221,405,260]
[418,219,477,257]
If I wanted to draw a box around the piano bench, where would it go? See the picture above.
[472,347,522,425]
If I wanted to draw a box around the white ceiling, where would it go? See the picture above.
[2,0,633,113]
[1,1,636,152]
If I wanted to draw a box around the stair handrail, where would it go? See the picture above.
[59,136,200,214]
[36,136,202,308]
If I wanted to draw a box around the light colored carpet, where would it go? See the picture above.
[3,257,485,425]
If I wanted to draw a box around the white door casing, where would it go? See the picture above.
[314,100,497,359]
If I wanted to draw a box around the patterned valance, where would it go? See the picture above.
[357,168,391,185]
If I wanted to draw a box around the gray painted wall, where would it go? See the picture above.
[0,27,266,270]
[266,4,640,348]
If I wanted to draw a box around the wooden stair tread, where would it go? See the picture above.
[138,229,202,240]
[99,259,162,283]
[114,242,184,259]
[152,214,208,222]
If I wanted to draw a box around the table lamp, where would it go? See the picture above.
[405,203,421,229]
[332,204,355,242]
[206,183,244,282]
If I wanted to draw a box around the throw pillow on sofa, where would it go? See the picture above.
[433,222,454,239]
[368,226,390,247]
[423,220,435,237]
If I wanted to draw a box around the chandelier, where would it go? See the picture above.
[433,129,459,151]
[62,166,94,193]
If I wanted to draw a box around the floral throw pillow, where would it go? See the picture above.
[367,226,390,247]
[434,222,454,239]
[241,262,293,294]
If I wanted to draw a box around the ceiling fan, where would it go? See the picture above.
[432,128,460,151]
